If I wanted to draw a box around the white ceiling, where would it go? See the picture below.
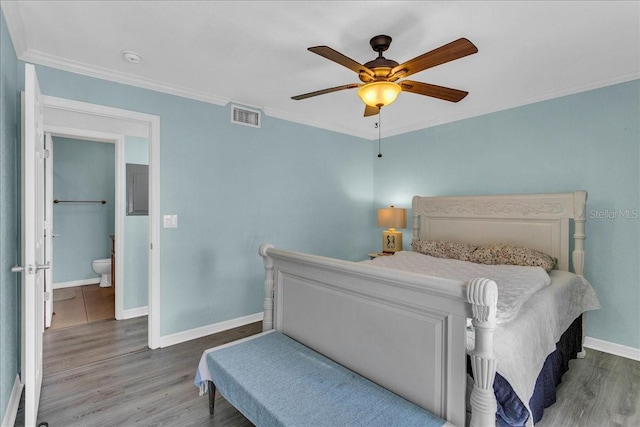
[2,1,639,139]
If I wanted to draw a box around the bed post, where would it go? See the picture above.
[572,191,588,358]
[467,277,498,427]
[259,244,275,331]
[572,190,587,277]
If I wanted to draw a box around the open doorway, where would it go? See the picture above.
[42,95,161,349]
[44,131,151,330]
[47,134,118,329]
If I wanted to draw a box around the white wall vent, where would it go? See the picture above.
[231,105,261,128]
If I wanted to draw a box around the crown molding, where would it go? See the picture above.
[19,48,230,107]
[384,72,640,139]
[13,47,639,142]
[19,47,378,139]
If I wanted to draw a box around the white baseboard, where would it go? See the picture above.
[1,374,23,427]
[159,312,263,348]
[53,278,100,289]
[122,306,148,320]
[584,336,640,361]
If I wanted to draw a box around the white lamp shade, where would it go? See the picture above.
[377,206,406,229]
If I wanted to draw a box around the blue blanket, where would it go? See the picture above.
[195,331,447,427]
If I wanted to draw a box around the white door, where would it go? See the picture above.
[44,132,54,328]
[20,63,47,427]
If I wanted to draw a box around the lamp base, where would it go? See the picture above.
[381,230,403,253]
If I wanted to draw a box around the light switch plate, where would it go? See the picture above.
[163,214,178,228]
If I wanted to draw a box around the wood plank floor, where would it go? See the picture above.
[15,317,640,426]
[16,317,259,427]
[536,348,640,427]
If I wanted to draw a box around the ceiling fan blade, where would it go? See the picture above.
[389,38,478,80]
[308,46,375,80]
[363,105,380,117]
[291,83,361,100]
[399,80,469,102]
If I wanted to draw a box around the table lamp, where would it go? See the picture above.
[377,205,406,253]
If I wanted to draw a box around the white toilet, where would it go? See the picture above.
[92,258,112,287]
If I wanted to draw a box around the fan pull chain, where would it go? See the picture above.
[377,107,382,158]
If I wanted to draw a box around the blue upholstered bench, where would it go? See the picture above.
[195,330,448,427]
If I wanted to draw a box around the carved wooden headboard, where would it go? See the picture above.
[411,191,587,275]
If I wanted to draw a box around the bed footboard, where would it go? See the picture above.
[259,244,498,427]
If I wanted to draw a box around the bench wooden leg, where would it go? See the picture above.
[208,381,216,415]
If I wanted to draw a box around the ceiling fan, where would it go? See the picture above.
[291,35,478,117]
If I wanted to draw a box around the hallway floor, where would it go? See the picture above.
[49,284,114,330]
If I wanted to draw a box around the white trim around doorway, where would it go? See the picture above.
[41,95,161,349]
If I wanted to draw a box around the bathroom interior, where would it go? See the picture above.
[50,135,149,330]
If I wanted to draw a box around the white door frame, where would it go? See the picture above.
[45,127,125,319]
[41,95,161,349]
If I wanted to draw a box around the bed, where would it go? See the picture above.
[256,191,600,427]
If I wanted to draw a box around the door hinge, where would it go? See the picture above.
[44,291,51,301]
[43,149,51,158]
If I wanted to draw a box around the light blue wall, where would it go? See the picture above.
[32,65,375,336]
[0,9,20,422]
[374,80,640,349]
[124,135,149,310]
[52,137,115,283]
[33,63,640,348]
[0,7,638,422]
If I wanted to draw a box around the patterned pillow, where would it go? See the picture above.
[412,240,478,262]
[469,243,557,272]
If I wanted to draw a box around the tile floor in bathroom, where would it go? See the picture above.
[49,284,115,330]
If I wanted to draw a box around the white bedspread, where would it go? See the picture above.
[363,251,600,427]
[486,269,599,425]
[364,251,552,324]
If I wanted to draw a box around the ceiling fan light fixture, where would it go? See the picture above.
[357,81,401,108]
